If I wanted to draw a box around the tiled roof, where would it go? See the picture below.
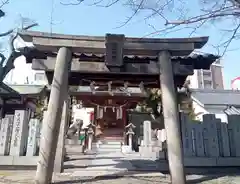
[43,53,217,70]
[191,89,240,106]
[0,82,19,95]
[24,50,218,70]
[73,53,219,70]
[8,84,46,95]
[224,106,240,115]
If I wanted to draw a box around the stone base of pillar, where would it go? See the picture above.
[84,150,96,155]
[65,144,84,154]
[139,146,166,160]
[65,138,82,145]
[121,145,135,153]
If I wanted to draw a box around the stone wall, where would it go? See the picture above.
[137,113,240,166]
[3,110,240,168]
[0,110,41,166]
[179,113,240,166]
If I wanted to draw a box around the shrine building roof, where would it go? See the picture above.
[0,83,48,99]
[0,82,20,97]
[9,84,47,96]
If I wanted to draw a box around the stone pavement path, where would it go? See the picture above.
[1,170,240,184]
[68,152,137,177]
[1,152,240,183]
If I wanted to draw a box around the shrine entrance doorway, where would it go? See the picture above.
[75,94,142,142]
[96,107,126,140]
[91,99,128,141]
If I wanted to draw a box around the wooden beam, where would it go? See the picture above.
[32,58,194,76]
[70,91,147,97]
[45,72,187,87]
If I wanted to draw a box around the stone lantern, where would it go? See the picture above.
[125,123,136,151]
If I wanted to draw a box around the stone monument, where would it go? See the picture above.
[0,117,12,155]
[27,119,40,156]
[139,120,165,159]
[139,120,152,155]
[10,110,28,156]
[5,114,14,155]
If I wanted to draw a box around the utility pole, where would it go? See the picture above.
[158,51,186,184]
[35,47,72,184]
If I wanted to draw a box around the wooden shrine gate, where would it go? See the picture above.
[18,31,218,184]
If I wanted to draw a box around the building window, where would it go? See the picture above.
[202,70,211,77]
[204,80,212,89]
[35,73,45,82]
[34,73,47,85]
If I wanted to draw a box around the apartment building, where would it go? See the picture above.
[33,72,48,85]
[188,60,224,89]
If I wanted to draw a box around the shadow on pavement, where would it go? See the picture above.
[60,158,240,184]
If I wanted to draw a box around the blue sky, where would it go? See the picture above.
[0,0,239,88]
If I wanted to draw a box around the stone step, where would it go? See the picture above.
[94,141,122,145]
[93,144,121,149]
[92,141,122,153]
[92,137,123,153]
[100,137,124,140]
[95,148,122,153]
[96,136,124,141]
[95,146,122,150]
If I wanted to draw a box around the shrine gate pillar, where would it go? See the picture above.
[158,51,186,184]
[35,47,72,184]
[54,98,69,173]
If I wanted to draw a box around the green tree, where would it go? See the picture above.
[139,80,196,120]
[34,97,45,121]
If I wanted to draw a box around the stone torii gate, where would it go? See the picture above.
[18,31,217,184]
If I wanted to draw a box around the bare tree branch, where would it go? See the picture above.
[115,0,145,28]
[165,6,239,25]
[0,1,40,82]
[0,0,9,9]
[0,1,38,38]
[217,23,240,55]
[0,21,38,38]
[0,22,39,82]
[60,0,84,6]
[60,0,240,54]
[0,53,5,65]
[0,0,9,18]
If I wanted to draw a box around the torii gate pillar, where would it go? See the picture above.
[35,47,72,184]
[158,51,186,184]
